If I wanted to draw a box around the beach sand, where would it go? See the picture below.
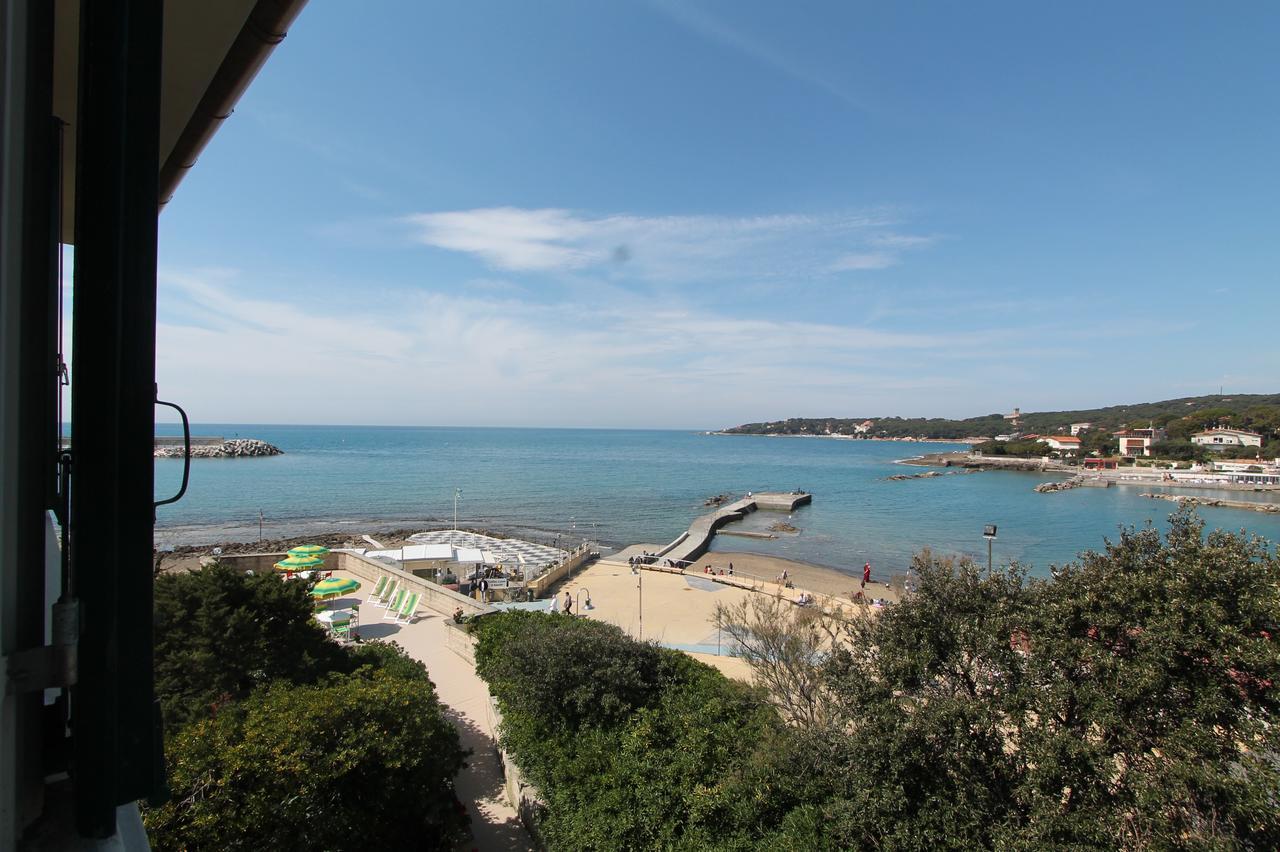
[611,544,898,603]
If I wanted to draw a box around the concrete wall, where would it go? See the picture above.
[525,544,593,598]
[217,550,490,618]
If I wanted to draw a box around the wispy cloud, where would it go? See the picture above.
[155,269,1017,427]
[402,206,926,282]
[828,252,897,271]
[647,0,867,111]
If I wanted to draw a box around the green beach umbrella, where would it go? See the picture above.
[310,577,361,599]
[288,545,330,558]
[274,554,325,572]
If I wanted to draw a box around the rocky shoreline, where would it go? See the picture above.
[1141,493,1280,515]
[154,438,283,459]
[901,452,1071,472]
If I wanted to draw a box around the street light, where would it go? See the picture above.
[453,487,462,544]
[983,524,998,573]
[637,564,643,640]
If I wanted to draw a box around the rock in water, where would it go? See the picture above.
[154,439,283,459]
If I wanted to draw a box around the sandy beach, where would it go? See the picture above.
[606,545,898,603]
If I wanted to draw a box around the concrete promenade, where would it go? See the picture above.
[657,491,811,565]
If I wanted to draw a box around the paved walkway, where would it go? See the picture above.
[333,578,533,851]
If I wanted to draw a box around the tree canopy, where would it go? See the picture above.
[145,667,469,850]
[472,612,792,850]
[147,564,469,850]
[722,393,1280,441]
[475,511,1279,850]
[153,562,353,728]
[792,510,1280,849]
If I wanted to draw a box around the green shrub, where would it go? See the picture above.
[144,668,468,850]
[154,563,353,728]
[473,612,787,849]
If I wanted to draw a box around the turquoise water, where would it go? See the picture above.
[153,425,1280,580]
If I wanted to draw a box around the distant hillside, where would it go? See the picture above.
[722,394,1280,440]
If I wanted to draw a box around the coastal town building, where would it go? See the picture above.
[1083,457,1120,470]
[852,419,875,434]
[1004,407,1023,427]
[1114,428,1167,457]
[1070,422,1094,436]
[1039,435,1083,454]
[1191,427,1264,451]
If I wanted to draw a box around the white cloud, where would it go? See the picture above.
[405,208,598,271]
[403,206,923,282]
[828,252,896,271]
[155,270,1009,428]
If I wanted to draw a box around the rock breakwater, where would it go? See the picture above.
[1141,493,1280,514]
[154,438,283,459]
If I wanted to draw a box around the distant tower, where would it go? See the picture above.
[1004,407,1022,428]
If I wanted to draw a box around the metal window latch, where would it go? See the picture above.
[5,598,79,694]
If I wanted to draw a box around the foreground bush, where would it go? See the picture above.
[150,565,468,849]
[473,613,793,849]
[805,509,1280,850]
[478,510,1280,850]
[144,667,468,850]
[154,562,353,728]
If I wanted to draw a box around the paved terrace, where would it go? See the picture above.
[657,491,811,566]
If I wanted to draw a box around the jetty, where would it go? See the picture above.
[652,491,811,566]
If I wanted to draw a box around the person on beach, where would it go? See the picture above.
[863,562,872,588]
[549,594,560,614]
[728,562,733,575]
[563,590,574,616]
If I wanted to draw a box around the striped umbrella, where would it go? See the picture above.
[288,545,330,558]
[310,577,361,599]
[274,555,325,572]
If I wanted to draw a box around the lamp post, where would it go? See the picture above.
[637,564,643,640]
[983,524,998,573]
[453,487,462,544]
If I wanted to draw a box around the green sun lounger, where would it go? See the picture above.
[380,588,406,619]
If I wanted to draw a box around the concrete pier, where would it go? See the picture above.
[655,491,810,566]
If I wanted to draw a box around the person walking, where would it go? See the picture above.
[563,590,574,616]
[862,561,872,588]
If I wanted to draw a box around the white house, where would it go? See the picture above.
[1070,422,1093,436]
[1191,427,1264,451]
[1114,428,1166,457]
[1039,435,1083,453]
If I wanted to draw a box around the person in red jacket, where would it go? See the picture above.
[862,561,871,588]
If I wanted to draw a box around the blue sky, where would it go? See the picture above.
[150,1,1279,428]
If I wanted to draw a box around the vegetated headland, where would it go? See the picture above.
[716,392,1280,441]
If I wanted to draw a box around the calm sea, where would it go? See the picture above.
[153,425,1280,580]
